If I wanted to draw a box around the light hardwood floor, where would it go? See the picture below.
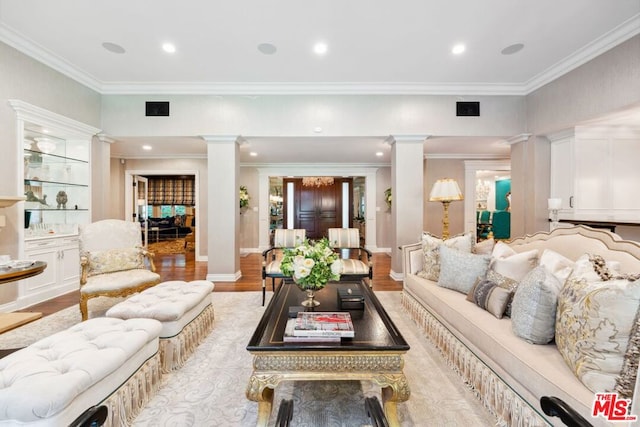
[19,251,402,317]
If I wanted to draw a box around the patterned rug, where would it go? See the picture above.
[148,238,186,254]
[0,292,496,426]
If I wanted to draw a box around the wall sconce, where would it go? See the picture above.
[429,178,464,239]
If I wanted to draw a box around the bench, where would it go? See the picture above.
[106,280,215,372]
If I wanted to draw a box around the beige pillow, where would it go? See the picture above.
[556,276,640,399]
[571,253,621,282]
[466,277,512,319]
[538,249,574,284]
[490,243,538,282]
[473,238,495,255]
[416,231,474,281]
[87,247,144,276]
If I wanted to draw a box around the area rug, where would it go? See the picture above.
[0,292,496,426]
[148,238,186,254]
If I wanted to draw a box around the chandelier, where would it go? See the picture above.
[302,177,334,187]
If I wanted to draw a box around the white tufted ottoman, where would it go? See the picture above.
[0,317,162,426]
[106,280,215,372]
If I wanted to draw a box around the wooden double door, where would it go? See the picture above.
[283,178,352,240]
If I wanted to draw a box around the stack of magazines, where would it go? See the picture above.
[284,311,354,343]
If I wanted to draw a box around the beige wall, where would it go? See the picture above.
[376,167,392,249]
[239,167,259,251]
[0,42,101,257]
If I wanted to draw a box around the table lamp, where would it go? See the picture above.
[429,178,463,239]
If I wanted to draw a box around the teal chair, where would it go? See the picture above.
[477,210,492,240]
[492,211,511,239]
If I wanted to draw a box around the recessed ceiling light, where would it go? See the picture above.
[249,152,258,157]
[142,145,152,150]
[162,43,176,53]
[313,127,323,133]
[501,43,524,55]
[452,44,466,55]
[313,42,328,56]
[376,152,383,157]
[102,42,126,54]
[257,43,277,55]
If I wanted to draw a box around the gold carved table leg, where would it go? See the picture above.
[246,374,280,427]
[377,373,411,427]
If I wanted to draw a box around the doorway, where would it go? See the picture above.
[283,177,353,239]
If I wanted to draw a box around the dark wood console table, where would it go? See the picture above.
[0,260,47,334]
[558,219,640,233]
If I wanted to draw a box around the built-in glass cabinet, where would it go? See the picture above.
[23,127,90,236]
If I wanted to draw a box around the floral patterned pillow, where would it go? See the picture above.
[87,247,144,276]
[416,231,474,281]
[556,276,640,399]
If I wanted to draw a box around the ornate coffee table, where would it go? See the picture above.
[246,282,410,427]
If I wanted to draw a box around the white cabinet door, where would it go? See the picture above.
[611,138,640,211]
[60,239,80,287]
[574,138,609,211]
[550,137,574,211]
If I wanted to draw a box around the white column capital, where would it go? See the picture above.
[96,133,115,144]
[505,133,532,145]
[386,135,430,145]
[200,135,242,144]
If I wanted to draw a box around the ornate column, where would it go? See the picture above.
[388,135,428,279]
[202,135,242,281]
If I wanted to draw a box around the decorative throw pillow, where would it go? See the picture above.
[570,253,621,282]
[473,238,495,255]
[437,245,490,294]
[510,266,562,344]
[466,277,512,319]
[486,269,519,317]
[87,247,144,276]
[538,249,574,284]
[416,231,474,281]
[490,243,538,282]
[174,214,186,227]
[556,276,640,399]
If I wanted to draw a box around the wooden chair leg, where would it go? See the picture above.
[79,295,89,321]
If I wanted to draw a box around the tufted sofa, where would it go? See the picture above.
[0,317,163,426]
[401,225,640,426]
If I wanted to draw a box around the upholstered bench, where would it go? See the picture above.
[0,317,162,426]
[106,280,215,372]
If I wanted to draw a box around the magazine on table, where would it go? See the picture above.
[292,311,355,338]
[283,318,341,342]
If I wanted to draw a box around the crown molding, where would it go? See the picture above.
[0,24,102,93]
[425,153,510,160]
[525,13,640,93]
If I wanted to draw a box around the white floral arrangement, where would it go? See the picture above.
[239,185,250,209]
[280,238,342,291]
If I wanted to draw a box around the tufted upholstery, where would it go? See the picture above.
[0,317,162,425]
[261,229,306,305]
[106,280,215,372]
[79,219,161,321]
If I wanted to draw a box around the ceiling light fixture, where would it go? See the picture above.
[102,42,126,54]
[302,177,334,187]
[142,145,152,150]
[376,152,383,157]
[257,43,277,55]
[313,42,328,56]
[501,43,524,55]
[313,127,323,133]
[162,43,176,53]
[249,152,258,157]
[452,44,466,55]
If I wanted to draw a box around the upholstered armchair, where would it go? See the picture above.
[78,219,161,321]
[328,228,373,287]
[261,229,306,305]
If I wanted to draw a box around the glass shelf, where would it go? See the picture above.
[24,178,88,188]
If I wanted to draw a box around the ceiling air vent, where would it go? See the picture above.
[456,101,480,117]
[145,101,170,117]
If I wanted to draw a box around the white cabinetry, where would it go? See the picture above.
[9,100,100,309]
[22,237,79,307]
[550,127,640,222]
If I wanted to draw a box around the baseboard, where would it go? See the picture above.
[240,248,262,257]
[389,269,404,281]
[365,246,391,253]
[206,271,242,282]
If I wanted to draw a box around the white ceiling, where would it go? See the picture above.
[1,1,638,162]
